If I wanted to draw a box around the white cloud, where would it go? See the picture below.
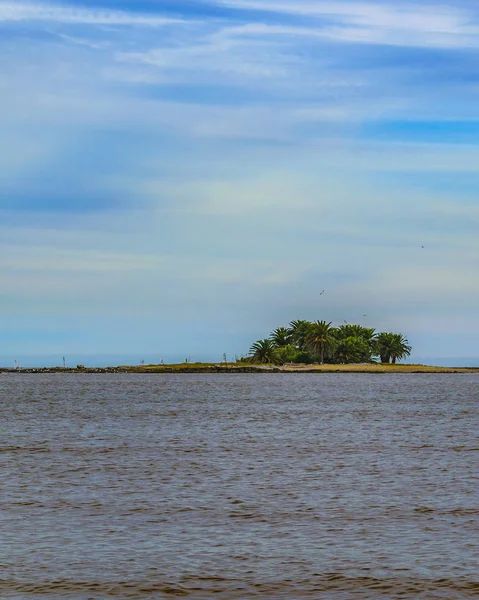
[2,0,479,358]
[217,0,465,25]
[216,0,479,48]
[0,1,180,25]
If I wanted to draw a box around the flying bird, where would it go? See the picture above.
[320,290,325,295]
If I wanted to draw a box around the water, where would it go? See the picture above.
[1,373,477,599]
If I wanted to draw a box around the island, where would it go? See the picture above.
[2,319,478,374]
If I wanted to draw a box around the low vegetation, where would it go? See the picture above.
[246,320,412,365]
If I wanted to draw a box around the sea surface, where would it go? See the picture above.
[1,373,477,599]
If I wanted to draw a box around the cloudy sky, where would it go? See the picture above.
[1,0,479,365]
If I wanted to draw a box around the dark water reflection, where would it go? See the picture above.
[1,373,478,599]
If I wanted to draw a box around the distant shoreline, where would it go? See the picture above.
[1,363,478,374]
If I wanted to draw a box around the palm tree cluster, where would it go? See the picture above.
[247,320,411,365]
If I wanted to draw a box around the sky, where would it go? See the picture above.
[1,0,479,366]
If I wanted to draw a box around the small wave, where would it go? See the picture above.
[414,506,435,513]
[1,575,477,598]
[413,506,479,516]
[447,507,479,516]
[0,446,51,453]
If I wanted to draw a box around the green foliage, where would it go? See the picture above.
[375,332,412,364]
[335,336,371,364]
[288,320,312,350]
[335,324,376,342]
[270,327,292,347]
[248,320,412,365]
[273,345,313,365]
[306,320,334,364]
[249,339,277,364]
[293,350,315,364]
[333,325,377,362]
[273,344,298,364]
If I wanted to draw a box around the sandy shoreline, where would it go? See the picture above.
[1,363,478,374]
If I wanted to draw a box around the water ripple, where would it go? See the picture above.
[0,373,477,599]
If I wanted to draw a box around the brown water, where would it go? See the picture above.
[1,373,478,599]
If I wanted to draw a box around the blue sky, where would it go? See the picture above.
[1,0,479,365]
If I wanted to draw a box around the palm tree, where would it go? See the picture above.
[306,320,334,364]
[375,332,393,363]
[288,320,312,350]
[390,334,412,364]
[270,327,292,347]
[375,332,412,364]
[336,325,376,362]
[337,324,376,342]
[249,339,277,364]
[335,336,370,364]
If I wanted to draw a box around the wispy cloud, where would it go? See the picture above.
[1,0,479,359]
[0,1,180,25]
[216,0,479,48]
